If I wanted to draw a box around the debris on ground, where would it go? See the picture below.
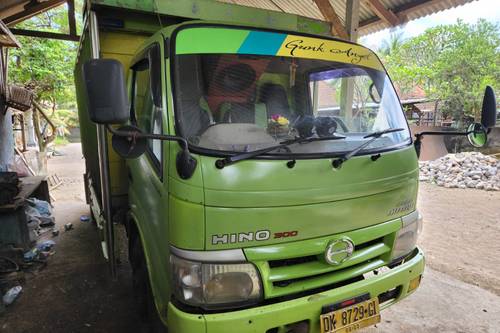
[36,240,56,252]
[23,248,39,262]
[22,239,56,266]
[64,223,73,231]
[25,198,55,227]
[419,152,499,191]
[80,215,90,223]
[2,286,22,306]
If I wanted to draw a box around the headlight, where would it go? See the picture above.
[170,255,262,309]
[391,211,423,261]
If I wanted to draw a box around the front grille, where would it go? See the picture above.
[268,255,317,269]
[246,220,399,299]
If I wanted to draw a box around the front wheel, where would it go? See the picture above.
[130,236,167,333]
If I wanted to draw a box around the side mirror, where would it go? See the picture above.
[111,125,147,158]
[108,125,197,179]
[466,123,487,148]
[82,59,129,124]
[481,86,497,129]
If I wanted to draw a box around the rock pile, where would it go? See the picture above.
[419,152,500,191]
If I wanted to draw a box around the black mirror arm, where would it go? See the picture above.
[106,125,197,179]
[414,125,484,141]
[106,125,189,149]
[413,126,482,158]
[415,130,471,138]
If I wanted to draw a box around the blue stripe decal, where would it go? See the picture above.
[237,31,287,55]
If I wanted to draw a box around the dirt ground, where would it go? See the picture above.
[1,143,500,333]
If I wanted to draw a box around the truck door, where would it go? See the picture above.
[126,42,170,307]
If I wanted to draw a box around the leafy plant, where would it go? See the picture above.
[7,3,83,150]
[383,19,500,125]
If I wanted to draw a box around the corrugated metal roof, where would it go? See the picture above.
[217,0,478,35]
[0,0,31,20]
[0,0,478,37]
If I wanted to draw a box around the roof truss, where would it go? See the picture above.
[365,0,403,26]
[313,0,348,39]
[0,20,20,47]
[1,0,79,42]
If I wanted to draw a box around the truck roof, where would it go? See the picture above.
[89,0,332,38]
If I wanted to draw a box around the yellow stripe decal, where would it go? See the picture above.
[276,35,383,71]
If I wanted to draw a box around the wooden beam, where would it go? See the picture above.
[4,0,67,27]
[67,0,77,37]
[10,28,79,42]
[366,0,402,26]
[0,20,21,47]
[313,0,348,39]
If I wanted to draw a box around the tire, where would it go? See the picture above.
[130,236,167,333]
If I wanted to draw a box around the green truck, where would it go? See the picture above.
[74,1,497,332]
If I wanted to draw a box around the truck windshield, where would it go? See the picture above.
[173,27,410,156]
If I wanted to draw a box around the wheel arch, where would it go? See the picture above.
[125,211,169,326]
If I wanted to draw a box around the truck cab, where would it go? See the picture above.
[75,2,496,332]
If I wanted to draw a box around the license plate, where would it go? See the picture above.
[320,297,380,333]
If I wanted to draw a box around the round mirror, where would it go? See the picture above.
[111,125,147,158]
[467,123,488,148]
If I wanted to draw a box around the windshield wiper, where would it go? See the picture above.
[331,128,405,169]
[215,134,346,169]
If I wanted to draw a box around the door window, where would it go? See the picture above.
[132,58,162,170]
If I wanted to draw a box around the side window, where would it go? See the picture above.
[132,58,162,168]
[309,69,379,133]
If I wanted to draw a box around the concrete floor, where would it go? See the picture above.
[1,143,499,332]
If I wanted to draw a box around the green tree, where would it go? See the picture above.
[6,4,83,151]
[8,4,81,111]
[379,30,405,57]
[385,19,500,123]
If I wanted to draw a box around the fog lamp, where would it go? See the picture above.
[392,211,423,261]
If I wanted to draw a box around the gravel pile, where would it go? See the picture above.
[419,152,500,191]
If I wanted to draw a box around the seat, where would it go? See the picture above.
[259,83,291,119]
[220,102,254,123]
[175,56,213,139]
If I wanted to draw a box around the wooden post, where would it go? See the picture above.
[0,45,14,171]
[341,0,360,127]
[345,0,360,42]
[0,109,14,171]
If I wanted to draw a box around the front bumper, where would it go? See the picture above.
[167,247,424,333]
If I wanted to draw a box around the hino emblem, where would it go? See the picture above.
[212,230,271,245]
[325,238,355,266]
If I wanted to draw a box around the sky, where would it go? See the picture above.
[360,0,500,49]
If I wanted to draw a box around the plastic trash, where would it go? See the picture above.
[3,286,22,305]
[26,198,51,215]
[23,248,39,262]
[80,215,91,222]
[52,229,60,237]
[25,198,55,227]
[36,240,55,252]
[64,223,73,231]
[25,210,41,242]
